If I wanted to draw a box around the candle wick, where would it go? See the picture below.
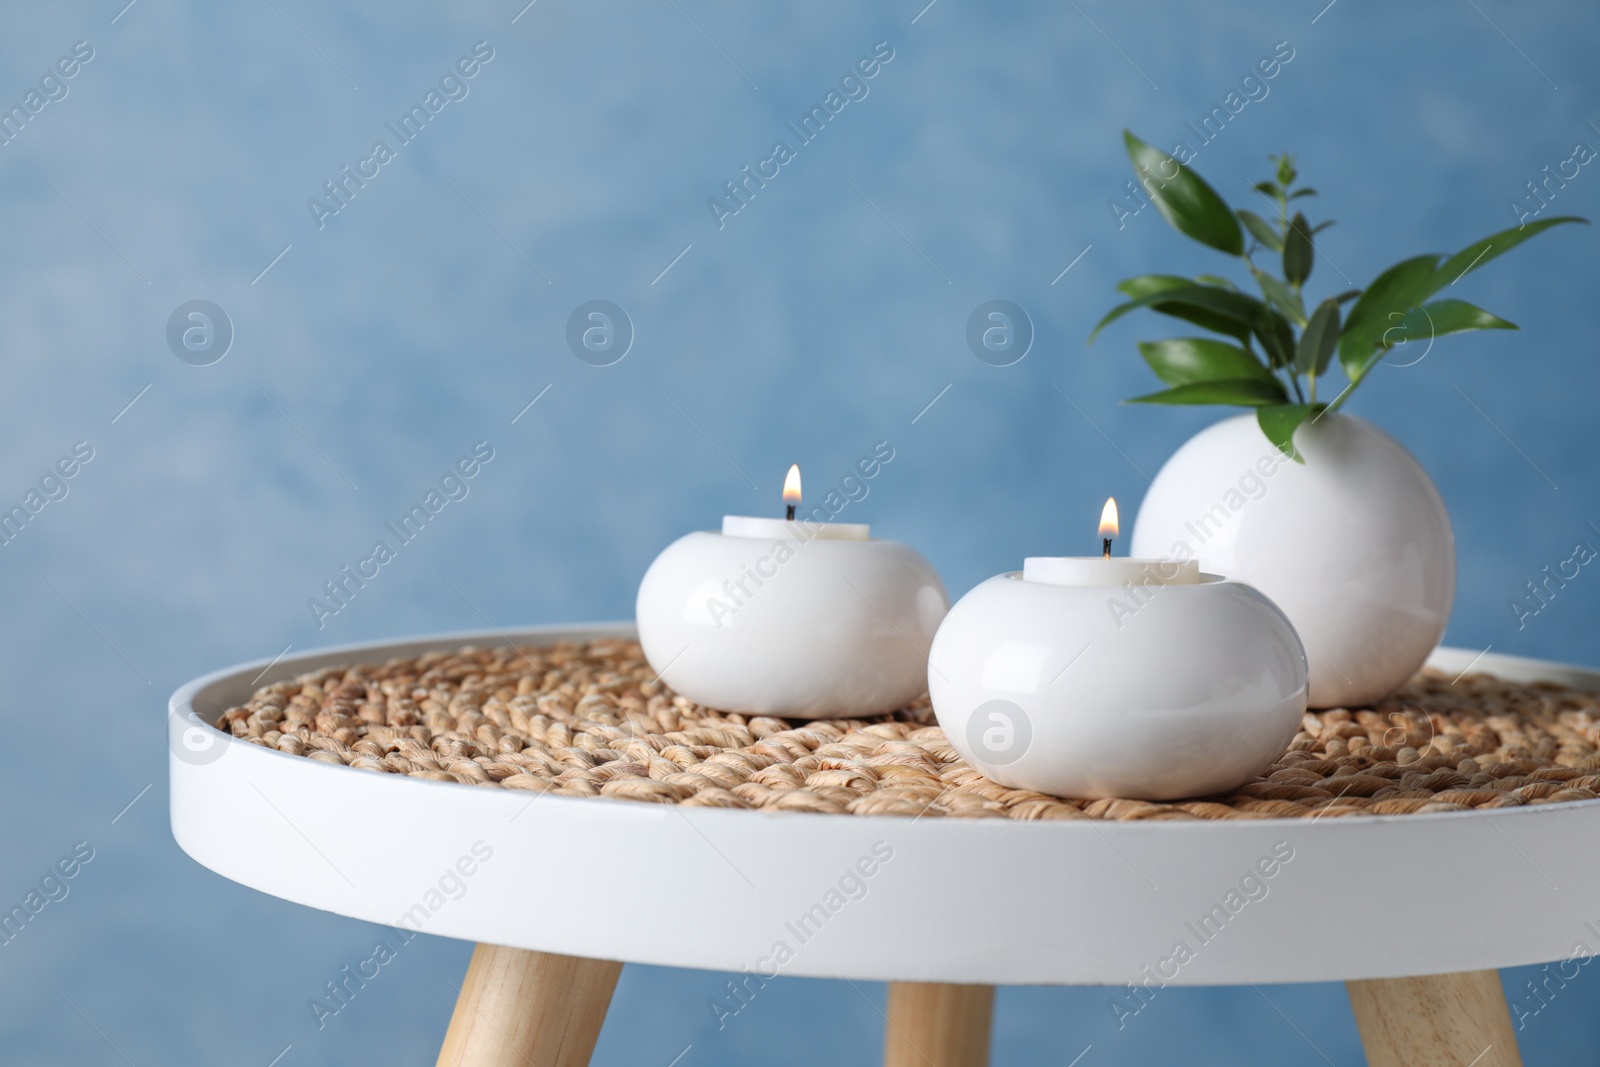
[1102,538,1112,560]
[786,504,796,521]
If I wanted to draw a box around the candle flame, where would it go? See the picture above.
[1099,497,1119,540]
[782,464,802,506]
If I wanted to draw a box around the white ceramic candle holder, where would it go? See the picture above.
[636,517,948,719]
[928,567,1308,801]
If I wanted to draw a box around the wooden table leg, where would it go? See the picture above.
[1347,970,1522,1067]
[883,981,994,1067]
[436,943,622,1067]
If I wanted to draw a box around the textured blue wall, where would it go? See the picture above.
[0,1,1596,1063]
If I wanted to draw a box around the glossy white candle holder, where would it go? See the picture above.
[636,518,949,719]
[928,569,1308,800]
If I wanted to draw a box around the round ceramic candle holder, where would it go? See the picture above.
[928,571,1308,800]
[636,519,949,719]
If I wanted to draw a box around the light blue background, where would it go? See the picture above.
[0,0,1596,1063]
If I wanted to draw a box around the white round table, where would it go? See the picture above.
[171,625,1600,1067]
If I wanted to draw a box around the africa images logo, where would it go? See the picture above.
[965,699,1032,767]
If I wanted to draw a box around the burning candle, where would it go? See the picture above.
[636,465,948,719]
[719,466,870,541]
[925,498,1307,800]
[1021,497,1199,587]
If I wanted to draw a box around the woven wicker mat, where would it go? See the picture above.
[213,638,1600,821]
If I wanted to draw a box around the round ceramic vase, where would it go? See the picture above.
[927,573,1308,801]
[636,530,949,719]
[1130,412,1455,709]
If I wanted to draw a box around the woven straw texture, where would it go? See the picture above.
[213,639,1600,820]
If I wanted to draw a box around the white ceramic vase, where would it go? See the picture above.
[1130,412,1454,709]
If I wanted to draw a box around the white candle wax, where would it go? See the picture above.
[1022,556,1199,586]
[721,515,870,541]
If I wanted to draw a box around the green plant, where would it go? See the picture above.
[1089,131,1586,459]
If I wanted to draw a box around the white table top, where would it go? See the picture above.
[170,625,1600,986]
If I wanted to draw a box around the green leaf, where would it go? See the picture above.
[1124,130,1244,255]
[1254,306,1298,369]
[1311,220,1336,234]
[1257,403,1322,462]
[1195,274,1240,291]
[1252,181,1279,198]
[1432,216,1587,293]
[1128,378,1289,407]
[1252,267,1306,325]
[1392,299,1518,344]
[1296,299,1341,376]
[1089,284,1266,345]
[1137,338,1274,387]
[1331,288,1361,304]
[1237,210,1283,252]
[1283,212,1313,286]
[1336,217,1584,380]
[1275,155,1297,189]
[1338,254,1441,381]
[1289,188,1319,199]
[1115,274,1194,300]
